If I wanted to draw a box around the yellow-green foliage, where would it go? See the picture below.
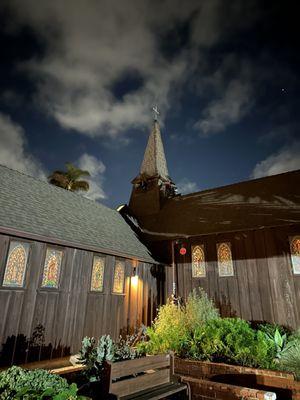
[141,288,219,355]
[143,300,187,354]
[185,288,219,331]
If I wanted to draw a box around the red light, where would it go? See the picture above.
[179,247,187,255]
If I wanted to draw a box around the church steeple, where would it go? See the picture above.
[139,120,169,181]
[129,112,176,217]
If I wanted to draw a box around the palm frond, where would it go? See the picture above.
[71,180,90,192]
[48,164,91,193]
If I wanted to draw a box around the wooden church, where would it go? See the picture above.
[0,117,299,367]
[0,165,162,366]
[123,119,300,330]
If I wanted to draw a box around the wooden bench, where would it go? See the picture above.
[107,354,189,400]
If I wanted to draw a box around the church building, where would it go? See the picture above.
[0,117,299,367]
[0,165,161,366]
[124,119,300,330]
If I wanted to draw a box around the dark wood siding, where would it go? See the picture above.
[0,233,162,367]
[167,224,300,330]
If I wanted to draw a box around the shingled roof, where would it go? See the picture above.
[132,169,300,240]
[0,164,156,263]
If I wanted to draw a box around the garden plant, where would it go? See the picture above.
[0,366,86,399]
[138,288,300,379]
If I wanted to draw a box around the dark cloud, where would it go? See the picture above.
[0,0,262,136]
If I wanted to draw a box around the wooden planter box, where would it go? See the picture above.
[174,358,300,400]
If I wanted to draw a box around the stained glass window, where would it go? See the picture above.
[113,260,125,294]
[91,255,105,291]
[3,241,29,287]
[41,248,62,288]
[192,245,206,278]
[290,236,300,274]
[217,242,234,276]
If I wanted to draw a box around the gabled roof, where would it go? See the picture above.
[0,165,156,263]
[139,121,169,180]
[132,169,300,239]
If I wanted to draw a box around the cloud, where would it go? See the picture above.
[177,178,199,194]
[251,142,300,178]
[194,56,254,136]
[0,112,45,178]
[78,153,106,201]
[2,0,259,137]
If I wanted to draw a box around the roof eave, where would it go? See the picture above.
[0,224,160,265]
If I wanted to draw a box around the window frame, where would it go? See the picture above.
[191,244,206,278]
[289,235,300,275]
[216,241,234,277]
[112,258,126,295]
[40,245,64,290]
[90,254,106,293]
[1,239,31,288]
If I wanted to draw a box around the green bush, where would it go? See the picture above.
[183,318,276,368]
[185,288,219,331]
[140,288,219,355]
[79,333,144,382]
[0,366,84,399]
[114,333,145,362]
[278,335,300,380]
[140,301,188,354]
[78,335,115,382]
[264,327,287,360]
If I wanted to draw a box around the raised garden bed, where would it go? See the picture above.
[107,354,188,399]
[174,358,300,400]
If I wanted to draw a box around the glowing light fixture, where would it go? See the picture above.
[131,266,138,288]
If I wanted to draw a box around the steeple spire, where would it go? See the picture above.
[139,120,169,181]
[129,113,177,216]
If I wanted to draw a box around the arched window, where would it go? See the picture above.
[3,241,29,287]
[113,260,125,294]
[91,255,105,291]
[41,248,62,288]
[191,245,206,277]
[217,242,234,276]
[290,236,300,274]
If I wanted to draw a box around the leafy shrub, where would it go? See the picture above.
[79,333,144,382]
[139,288,219,355]
[278,336,300,380]
[140,301,187,354]
[0,366,83,399]
[114,331,145,362]
[182,318,276,369]
[264,328,287,360]
[78,335,114,382]
[185,288,219,331]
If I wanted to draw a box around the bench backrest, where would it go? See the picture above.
[108,354,172,398]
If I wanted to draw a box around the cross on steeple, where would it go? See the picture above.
[152,105,160,121]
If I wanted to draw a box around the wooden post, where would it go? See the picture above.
[171,240,176,298]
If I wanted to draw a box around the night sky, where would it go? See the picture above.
[0,0,299,208]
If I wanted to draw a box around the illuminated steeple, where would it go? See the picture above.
[129,111,176,217]
[139,120,169,181]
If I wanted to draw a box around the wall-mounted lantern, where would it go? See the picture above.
[131,266,138,288]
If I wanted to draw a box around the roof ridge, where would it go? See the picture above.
[0,163,113,212]
[180,169,300,199]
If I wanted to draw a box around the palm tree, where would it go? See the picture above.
[48,163,90,192]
